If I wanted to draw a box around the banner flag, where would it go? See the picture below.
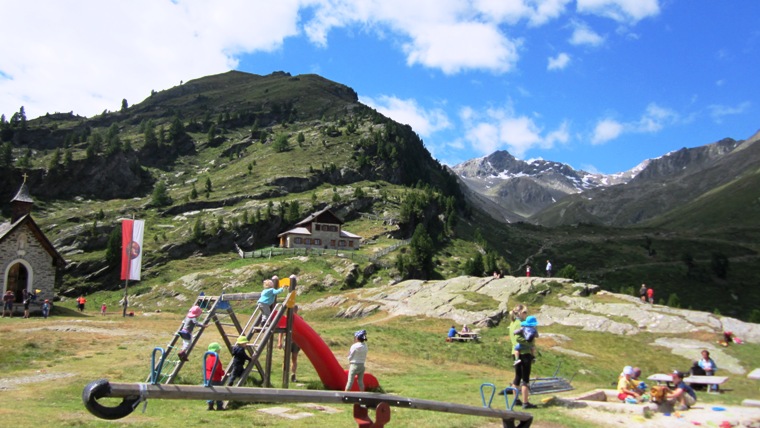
[120,219,145,281]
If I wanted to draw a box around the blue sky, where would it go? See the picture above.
[1,1,758,174]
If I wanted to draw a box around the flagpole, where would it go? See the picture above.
[122,215,134,318]
[122,277,130,317]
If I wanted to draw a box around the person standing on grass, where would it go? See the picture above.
[278,305,301,382]
[101,303,107,316]
[508,304,537,409]
[42,299,51,319]
[345,329,368,391]
[77,295,87,312]
[3,290,15,317]
[22,289,31,318]
[204,342,225,411]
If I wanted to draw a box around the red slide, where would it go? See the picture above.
[278,314,379,391]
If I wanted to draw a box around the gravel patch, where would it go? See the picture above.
[0,372,76,390]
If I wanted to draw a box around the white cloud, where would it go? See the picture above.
[708,102,751,123]
[547,52,571,70]
[569,21,605,46]
[460,106,570,157]
[0,0,665,122]
[545,121,570,146]
[636,103,678,132]
[591,103,679,144]
[403,21,521,74]
[472,0,572,26]
[577,0,660,23]
[360,95,452,137]
[591,119,623,144]
[0,0,302,118]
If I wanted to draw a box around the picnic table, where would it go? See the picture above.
[458,332,480,342]
[647,373,728,393]
[446,329,481,342]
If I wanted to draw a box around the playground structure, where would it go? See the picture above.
[82,274,534,427]
[145,275,379,390]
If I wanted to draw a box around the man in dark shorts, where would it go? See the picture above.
[3,290,15,317]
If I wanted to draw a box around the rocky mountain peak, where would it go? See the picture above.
[452,130,760,226]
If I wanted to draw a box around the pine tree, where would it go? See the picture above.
[105,227,121,267]
[0,142,12,167]
[143,120,158,150]
[273,133,289,152]
[151,181,172,207]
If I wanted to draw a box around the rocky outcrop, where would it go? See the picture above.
[321,276,760,343]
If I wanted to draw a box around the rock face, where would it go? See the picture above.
[322,276,760,343]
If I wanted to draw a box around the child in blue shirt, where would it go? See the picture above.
[512,315,539,365]
[257,279,288,325]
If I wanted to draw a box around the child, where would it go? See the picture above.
[257,279,288,325]
[345,329,368,391]
[42,299,51,319]
[512,315,539,366]
[278,305,301,382]
[204,342,225,411]
[617,365,643,403]
[101,303,107,316]
[22,289,31,318]
[177,305,202,361]
[77,295,87,312]
[227,336,252,386]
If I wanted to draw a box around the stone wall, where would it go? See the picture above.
[0,225,57,310]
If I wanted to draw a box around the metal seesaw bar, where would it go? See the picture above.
[82,379,533,427]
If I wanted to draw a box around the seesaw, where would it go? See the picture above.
[82,379,534,427]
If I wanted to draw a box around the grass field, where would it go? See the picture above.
[2,289,759,428]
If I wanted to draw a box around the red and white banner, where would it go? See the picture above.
[121,219,145,281]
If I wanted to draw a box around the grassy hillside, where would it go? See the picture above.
[460,208,760,321]
[2,70,759,322]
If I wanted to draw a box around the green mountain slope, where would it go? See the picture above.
[1,71,759,321]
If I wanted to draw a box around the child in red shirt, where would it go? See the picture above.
[205,342,225,411]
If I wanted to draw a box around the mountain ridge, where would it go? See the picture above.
[452,131,760,228]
